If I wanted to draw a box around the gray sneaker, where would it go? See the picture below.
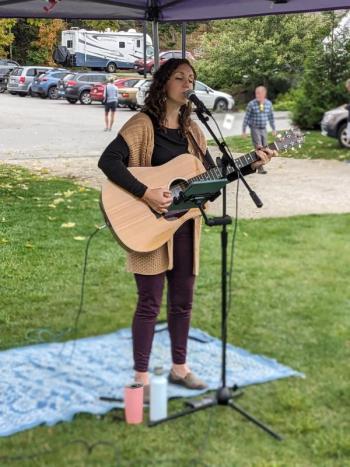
[168,369,208,390]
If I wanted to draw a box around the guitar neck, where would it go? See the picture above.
[190,141,278,183]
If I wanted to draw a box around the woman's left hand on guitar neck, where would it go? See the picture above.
[251,146,277,171]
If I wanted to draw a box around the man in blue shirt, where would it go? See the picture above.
[242,86,276,174]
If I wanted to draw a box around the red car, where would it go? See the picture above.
[134,50,195,75]
[90,77,142,103]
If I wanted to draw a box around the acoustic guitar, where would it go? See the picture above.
[100,130,304,253]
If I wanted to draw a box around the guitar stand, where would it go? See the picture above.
[148,184,283,441]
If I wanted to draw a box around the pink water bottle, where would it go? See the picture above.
[124,383,144,424]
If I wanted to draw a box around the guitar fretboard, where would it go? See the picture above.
[171,142,278,195]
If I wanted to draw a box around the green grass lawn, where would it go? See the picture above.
[208,130,350,161]
[1,164,349,466]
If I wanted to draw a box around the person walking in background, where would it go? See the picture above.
[242,85,276,174]
[104,77,118,132]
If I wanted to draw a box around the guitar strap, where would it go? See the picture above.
[187,130,217,170]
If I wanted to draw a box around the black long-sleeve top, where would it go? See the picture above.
[98,122,255,198]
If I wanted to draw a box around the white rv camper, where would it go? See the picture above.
[60,28,153,72]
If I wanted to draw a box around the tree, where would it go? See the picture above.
[0,19,16,58]
[195,14,333,100]
[11,20,38,64]
[27,19,66,65]
[292,12,350,129]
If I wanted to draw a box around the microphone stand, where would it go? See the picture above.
[194,107,263,208]
[149,107,282,440]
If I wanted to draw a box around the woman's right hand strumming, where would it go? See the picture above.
[142,187,173,214]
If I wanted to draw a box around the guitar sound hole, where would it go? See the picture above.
[150,179,189,220]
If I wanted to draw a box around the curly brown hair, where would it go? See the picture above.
[142,58,196,136]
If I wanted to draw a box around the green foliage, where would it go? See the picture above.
[11,19,39,64]
[273,88,300,111]
[0,19,16,57]
[1,164,350,465]
[26,47,49,65]
[196,13,339,101]
[292,14,350,129]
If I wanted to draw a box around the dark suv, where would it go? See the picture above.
[57,72,111,104]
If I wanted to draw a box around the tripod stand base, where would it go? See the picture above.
[148,386,283,441]
[185,386,243,408]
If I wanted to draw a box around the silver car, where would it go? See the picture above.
[321,104,349,149]
[136,79,235,111]
[7,65,53,97]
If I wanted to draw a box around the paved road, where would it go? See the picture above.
[0,93,290,159]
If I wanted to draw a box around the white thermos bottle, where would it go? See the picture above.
[149,366,168,421]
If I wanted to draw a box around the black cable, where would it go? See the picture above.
[205,111,240,318]
[58,224,106,360]
[74,224,106,335]
[0,225,107,350]
[213,118,244,318]
[227,179,240,317]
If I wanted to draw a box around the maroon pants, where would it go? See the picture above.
[132,220,195,372]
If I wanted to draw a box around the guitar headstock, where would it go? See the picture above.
[273,129,305,152]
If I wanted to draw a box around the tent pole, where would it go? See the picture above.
[152,20,159,71]
[143,21,147,79]
[181,22,186,58]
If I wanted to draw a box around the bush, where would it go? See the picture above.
[273,89,299,111]
[291,23,350,129]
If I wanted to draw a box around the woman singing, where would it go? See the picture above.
[98,58,273,402]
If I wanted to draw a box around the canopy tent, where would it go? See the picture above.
[0,0,349,20]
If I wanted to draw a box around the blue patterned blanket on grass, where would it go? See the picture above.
[0,324,303,436]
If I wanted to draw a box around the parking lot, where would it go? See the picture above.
[1,93,349,219]
[0,93,290,158]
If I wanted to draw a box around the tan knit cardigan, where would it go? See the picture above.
[119,112,208,276]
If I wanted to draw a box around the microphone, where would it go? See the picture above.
[184,90,212,115]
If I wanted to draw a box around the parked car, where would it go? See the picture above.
[193,81,234,111]
[136,79,152,107]
[90,77,142,104]
[136,79,234,112]
[7,66,53,96]
[118,80,148,109]
[0,59,19,92]
[321,104,349,149]
[0,70,11,93]
[115,77,143,88]
[31,68,71,99]
[134,50,195,75]
[56,71,111,104]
